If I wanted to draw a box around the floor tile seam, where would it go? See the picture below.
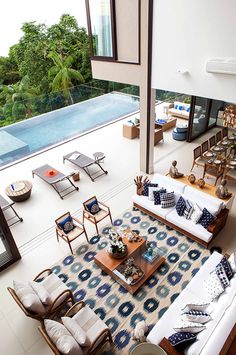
[2,313,28,354]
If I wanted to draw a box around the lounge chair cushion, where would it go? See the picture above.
[44,319,83,355]
[62,317,91,346]
[13,281,45,314]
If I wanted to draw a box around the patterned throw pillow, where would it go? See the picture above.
[168,332,197,349]
[182,302,210,313]
[143,183,158,196]
[86,198,101,215]
[174,320,206,333]
[215,264,230,288]
[183,200,194,219]
[198,208,215,229]
[160,191,176,208]
[190,203,202,224]
[228,253,236,273]
[58,216,75,234]
[204,270,224,301]
[182,310,212,324]
[148,187,159,201]
[217,256,233,280]
[176,196,186,216]
[153,189,166,205]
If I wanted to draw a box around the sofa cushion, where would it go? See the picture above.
[132,194,176,219]
[229,253,236,273]
[174,320,206,333]
[143,183,158,196]
[215,264,230,289]
[13,281,45,314]
[204,270,224,301]
[160,192,176,208]
[148,187,159,201]
[166,209,213,243]
[181,302,210,313]
[183,200,194,219]
[217,256,233,280]
[182,310,211,324]
[190,203,203,224]
[153,189,166,204]
[198,208,215,229]
[183,186,224,215]
[176,196,186,216]
[168,332,197,349]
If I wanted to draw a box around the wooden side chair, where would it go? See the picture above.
[83,196,112,235]
[216,130,222,145]
[39,301,113,355]
[55,212,88,254]
[191,146,205,171]
[7,269,74,324]
[201,140,209,155]
[203,162,224,186]
[222,126,228,139]
[209,135,216,149]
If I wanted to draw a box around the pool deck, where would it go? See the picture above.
[0,103,236,355]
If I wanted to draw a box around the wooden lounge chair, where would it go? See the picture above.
[63,151,108,182]
[32,164,79,199]
[0,194,23,226]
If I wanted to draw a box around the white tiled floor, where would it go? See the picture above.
[1,107,236,354]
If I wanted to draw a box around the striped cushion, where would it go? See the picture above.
[160,192,175,208]
[183,200,194,219]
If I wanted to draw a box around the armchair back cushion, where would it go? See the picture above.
[62,316,91,346]
[41,273,69,309]
[44,319,83,355]
[29,280,52,305]
[13,281,45,314]
[57,215,75,234]
[84,197,101,215]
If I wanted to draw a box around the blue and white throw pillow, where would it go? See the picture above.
[168,332,197,349]
[160,191,175,208]
[143,183,158,196]
[217,256,233,280]
[183,200,194,219]
[148,187,159,201]
[58,216,75,234]
[204,270,224,301]
[176,196,186,216]
[85,198,101,215]
[182,310,211,324]
[174,320,206,333]
[215,263,230,289]
[198,208,215,229]
[190,203,202,224]
[182,302,210,313]
[153,189,166,205]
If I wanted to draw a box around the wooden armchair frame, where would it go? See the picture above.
[39,301,113,355]
[7,268,74,324]
[203,162,224,186]
[191,146,204,171]
[83,197,112,235]
[55,212,88,254]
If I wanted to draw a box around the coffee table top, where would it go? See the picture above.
[5,180,32,197]
[130,343,167,355]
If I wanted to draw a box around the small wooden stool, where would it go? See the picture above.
[72,172,80,181]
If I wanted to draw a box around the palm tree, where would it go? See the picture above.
[48,51,84,105]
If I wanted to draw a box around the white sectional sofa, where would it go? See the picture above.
[147,251,236,355]
[132,174,233,247]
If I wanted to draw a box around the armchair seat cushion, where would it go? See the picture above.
[66,226,84,241]
[94,209,109,222]
[41,273,69,309]
[73,305,109,353]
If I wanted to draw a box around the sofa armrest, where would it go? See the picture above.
[207,208,229,235]
[159,338,184,355]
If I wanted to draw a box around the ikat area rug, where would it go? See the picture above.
[51,206,210,354]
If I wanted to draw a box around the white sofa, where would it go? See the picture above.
[132,174,233,247]
[147,251,236,355]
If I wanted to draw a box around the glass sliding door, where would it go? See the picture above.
[87,0,116,59]
[188,96,209,140]
[0,208,21,271]
[208,99,224,128]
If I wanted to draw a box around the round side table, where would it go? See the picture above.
[93,152,105,163]
[5,180,32,202]
[130,343,167,355]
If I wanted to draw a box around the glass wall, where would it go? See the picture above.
[88,0,114,58]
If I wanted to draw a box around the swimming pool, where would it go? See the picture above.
[0,92,139,167]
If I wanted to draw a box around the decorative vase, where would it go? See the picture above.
[188,174,196,184]
[197,178,205,188]
[107,246,128,259]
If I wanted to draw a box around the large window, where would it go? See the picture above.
[86,0,116,59]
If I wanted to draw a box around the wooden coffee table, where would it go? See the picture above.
[94,233,165,294]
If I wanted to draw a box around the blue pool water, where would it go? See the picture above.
[0,92,139,167]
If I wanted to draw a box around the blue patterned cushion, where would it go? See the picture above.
[160,191,175,208]
[58,216,75,234]
[215,263,230,288]
[85,198,101,215]
[143,183,158,196]
[168,332,197,349]
[217,256,233,280]
[176,196,186,216]
[198,208,215,229]
[153,189,166,205]
[183,200,194,219]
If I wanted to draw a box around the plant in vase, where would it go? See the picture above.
[106,229,127,258]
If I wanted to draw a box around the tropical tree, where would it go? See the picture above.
[48,51,84,105]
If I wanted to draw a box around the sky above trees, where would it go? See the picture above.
[0,0,87,56]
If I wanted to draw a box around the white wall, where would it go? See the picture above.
[151,0,236,103]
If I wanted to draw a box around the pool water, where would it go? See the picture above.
[0,92,139,167]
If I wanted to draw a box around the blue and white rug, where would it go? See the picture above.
[51,206,210,354]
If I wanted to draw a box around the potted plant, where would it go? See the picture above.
[106,229,127,259]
